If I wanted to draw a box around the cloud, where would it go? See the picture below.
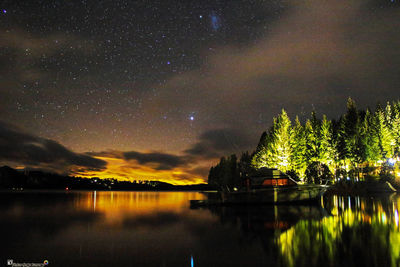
[0,28,96,83]
[84,149,205,184]
[186,166,212,177]
[87,150,124,159]
[123,151,188,170]
[184,128,255,159]
[82,127,255,183]
[0,124,252,183]
[149,0,400,127]
[0,121,107,174]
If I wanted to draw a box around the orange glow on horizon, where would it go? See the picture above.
[72,156,206,185]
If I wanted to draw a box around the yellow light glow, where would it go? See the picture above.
[72,156,205,185]
[277,196,400,267]
[73,191,207,224]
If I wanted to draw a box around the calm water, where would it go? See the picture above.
[1,191,399,267]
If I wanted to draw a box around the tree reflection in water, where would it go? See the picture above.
[1,191,399,266]
[200,194,400,267]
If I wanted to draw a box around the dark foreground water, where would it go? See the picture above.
[1,191,399,267]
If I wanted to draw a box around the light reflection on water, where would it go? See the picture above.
[0,191,399,267]
[73,191,206,224]
[276,194,400,267]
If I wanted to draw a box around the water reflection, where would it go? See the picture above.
[287,194,400,267]
[200,194,400,267]
[0,191,210,267]
[73,191,206,224]
[0,191,399,266]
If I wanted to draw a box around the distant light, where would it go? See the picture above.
[190,116,194,121]
[167,61,171,65]
[2,9,6,14]
[346,177,350,181]
[199,15,202,19]
[191,255,194,267]
[65,187,69,191]
[382,213,387,224]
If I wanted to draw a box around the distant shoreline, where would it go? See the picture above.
[0,165,214,192]
[0,188,210,193]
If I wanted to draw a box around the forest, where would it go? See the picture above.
[208,99,400,190]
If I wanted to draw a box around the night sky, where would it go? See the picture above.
[1,0,399,184]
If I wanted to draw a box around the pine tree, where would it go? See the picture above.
[337,98,362,172]
[391,101,400,157]
[239,151,252,178]
[267,109,293,172]
[211,98,400,187]
[251,109,293,172]
[251,131,270,169]
[319,115,336,171]
[376,107,394,159]
[360,109,381,163]
[291,116,307,179]
[228,154,240,189]
[304,112,320,164]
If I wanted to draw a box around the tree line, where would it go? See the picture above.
[208,152,252,191]
[208,99,400,189]
[0,166,211,191]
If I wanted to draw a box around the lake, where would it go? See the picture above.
[1,191,399,267]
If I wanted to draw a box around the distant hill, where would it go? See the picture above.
[0,166,28,188]
[0,166,213,191]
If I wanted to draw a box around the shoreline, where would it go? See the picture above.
[325,180,398,197]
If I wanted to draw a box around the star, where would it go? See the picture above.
[0,0,398,186]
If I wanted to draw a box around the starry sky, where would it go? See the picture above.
[0,0,399,184]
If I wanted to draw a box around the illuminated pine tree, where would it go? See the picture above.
[319,115,336,171]
[303,113,336,180]
[376,107,394,159]
[391,101,400,157]
[384,101,400,159]
[291,116,307,179]
[304,117,319,163]
[251,130,272,169]
[267,109,293,172]
[360,109,381,163]
[253,109,293,172]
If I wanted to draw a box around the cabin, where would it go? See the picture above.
[246,168,297,189]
